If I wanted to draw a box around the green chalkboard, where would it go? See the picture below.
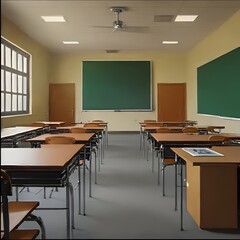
[197,47,240,119]
[82,61,152,111]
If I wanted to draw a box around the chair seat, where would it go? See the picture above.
[8,229,39,239]
[2,201,39,232]
[163,158,175,165]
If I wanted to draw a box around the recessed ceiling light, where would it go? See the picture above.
[162,41,178,44]
[41,16,66,22]
[175,15,198,22]
[63,41,79,45]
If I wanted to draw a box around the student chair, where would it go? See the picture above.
[154,127,177,195]
[156,127,171,133]
[208,135,230,145]
[92,120,104,123]
[44,136,77,198]
[1,169,46,240]
[45,136,76,144]
[83,122,103,161]
[143,119,157,123]
[182,126,199,133]
[206,126,221,134]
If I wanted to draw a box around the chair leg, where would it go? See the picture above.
[27,214,46,239]
[157,151,161,185]
[162,165,166,196]
[69,182,75,229]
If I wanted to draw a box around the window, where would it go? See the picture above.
[1,37,30,116]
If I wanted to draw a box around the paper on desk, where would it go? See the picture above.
[182,147,224,157]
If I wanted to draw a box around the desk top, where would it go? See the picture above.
[143,126,183,132]
[56,124,105,131]
[34,121,65,125]
[151,133,223,144]
[1,126,43,139]
[143,125,225,133]
[140,121,198,127]
[197,125,225,130]
[1,144,84,170]
[27,133,95,143]
[171,146,240,165]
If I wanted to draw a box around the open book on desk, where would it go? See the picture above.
[182,147,224,157]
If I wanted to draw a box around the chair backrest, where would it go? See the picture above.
[92,120,104,123]
[144,120,157,123]
[69,127,87,133]
[182,126,199,133]
[1,169,13,239]
[208,135,229,143]
[61,122,76,127]
[30,122,46,127]
[83,123,101,127]
[1,169,12,197]
[45,136,76,144]
[156,127,171,133]
[144,123,163,127]
[206,126,220,134]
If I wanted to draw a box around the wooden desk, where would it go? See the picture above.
[27,132,95,146]
[1,126,43,147]
[171,146,240,230]
[56,125,106,163]
[1,145,84,239]
[139,121,197,150]
[27,132,96,214]
[197,125,225,134]
[143,126,183,133]
[34,121,65,126]
[150,133,231,199]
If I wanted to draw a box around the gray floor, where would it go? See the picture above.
[10,133,240,239]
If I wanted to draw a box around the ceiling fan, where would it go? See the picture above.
[93,7,148,33]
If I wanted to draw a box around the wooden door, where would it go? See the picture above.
[49,83,75,123]
[157,83,186,122]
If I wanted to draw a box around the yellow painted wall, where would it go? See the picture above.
[1,16,50,127]
[49,52,187,131]
[186,10,240,133]
[1,10,240,132]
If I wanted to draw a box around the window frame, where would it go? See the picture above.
[1,37,31,117]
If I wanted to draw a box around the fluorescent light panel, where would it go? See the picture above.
[162,41,178,44]
[63,41,79,45]
[41,16,66,22]
[175,15,198,22]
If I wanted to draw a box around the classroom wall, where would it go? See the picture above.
[1,16,50,128]
[1,10,240,132]
[49,52,187,131]
[186,9,240,133]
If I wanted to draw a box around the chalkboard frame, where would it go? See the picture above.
[82,60,152,111]
[197,47,240,120]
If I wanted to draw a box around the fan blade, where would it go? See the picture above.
[92,26,113,29]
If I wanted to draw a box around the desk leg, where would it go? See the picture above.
[174,154,178,211]
[89,152,92,197]
[66,170,71,239]
[152,140,155,172]
[180,159,184,231]
[105,125,108,150]
[140,126,142,150]
[94,150,97,184]
[78,160,81,215]
[69,182,75,229]
[83,148,86,216]
[157,149,160,185]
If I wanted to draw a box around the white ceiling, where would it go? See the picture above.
[1,0,240,53]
